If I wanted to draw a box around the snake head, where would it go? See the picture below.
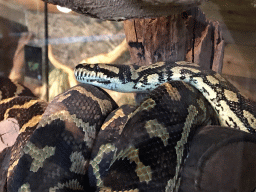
[75,63,134,92]
[75,63,109,82]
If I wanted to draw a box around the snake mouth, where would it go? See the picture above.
[88,79,111,84]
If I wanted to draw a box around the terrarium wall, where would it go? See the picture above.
[25,10,130,68]
[200,1,256,101]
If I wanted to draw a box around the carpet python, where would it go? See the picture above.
[88,81,219,191]
[75,60,256,191]
[0,77,219,191]
[0,77,47,191]
[0,77,118,191]
[75,61,256,133]
[0,59,255,191]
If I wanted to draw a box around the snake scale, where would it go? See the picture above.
[0,60,255,191]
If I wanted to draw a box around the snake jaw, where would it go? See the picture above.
[75,64,107,82]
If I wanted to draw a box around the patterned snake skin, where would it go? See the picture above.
[0,59,255,191]
[75,61,256,133]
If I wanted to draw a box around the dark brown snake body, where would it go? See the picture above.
[0,59,255,192]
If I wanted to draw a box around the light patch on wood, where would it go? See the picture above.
[18,183,31,192]
[101,108,125,132]
[163,83,181,101]
[72,86,113,115]
[38,110,96,148]
[69,151,87,175]
[3,99,39,120]
[144,119,169,146]
[23,141,55,172]
[166,105,198,192]
[243,110,256,129]
[111,146,152,184]
[49,179,83,191]
[206,75,219,85]
[224,89,239,102]
[20,115,43,133]
[90,143,116,187]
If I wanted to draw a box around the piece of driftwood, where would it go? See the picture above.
[124,7,224,72]
[9,32,33,83]
[43,0,203,20]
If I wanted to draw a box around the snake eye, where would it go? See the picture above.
[94,65,101,72]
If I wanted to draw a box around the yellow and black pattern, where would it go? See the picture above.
[1,97,47,182]
[0,77,35,100]
[1,57,256,192]
[89,81,219,191]
[7,84,117,191]
[0,77,47,191]
[75,61,256,133]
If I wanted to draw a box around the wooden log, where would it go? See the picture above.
[43,0,203,21]
[124,15,188,66]
[124,7,224,72]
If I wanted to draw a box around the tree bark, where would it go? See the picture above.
[124,7,224,72]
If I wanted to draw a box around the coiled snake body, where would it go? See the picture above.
[75,61,256,133]
[0,61,255,191]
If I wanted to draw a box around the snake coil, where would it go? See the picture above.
[0,60,255,191]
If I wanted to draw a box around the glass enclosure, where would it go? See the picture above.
[0,0,255,191]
